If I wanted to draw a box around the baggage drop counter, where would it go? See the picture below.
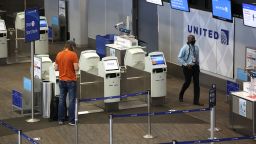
[230,91,256,136]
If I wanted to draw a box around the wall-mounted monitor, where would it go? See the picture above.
[104,59,119,71]
[170,0,189,12]
[40,19,47,27]
[212,0,233,22]
[151,55,165,65]
[243,3,256,28]
[146,0,163,6]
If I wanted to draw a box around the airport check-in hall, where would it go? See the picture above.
[0,0,256,144]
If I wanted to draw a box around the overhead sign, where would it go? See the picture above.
[25,8,40,42]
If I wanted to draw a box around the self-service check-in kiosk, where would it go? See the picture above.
[79,50,100,75]
[35,17,49,55]
[145,52,167,105]
[15,12,25,30]
[0,19,7,65]
[98,56,120,111]
[15,12,30,54]
[35,55,52,81]
[124,48,145,70]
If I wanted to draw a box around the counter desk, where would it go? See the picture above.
[230,91,256,136]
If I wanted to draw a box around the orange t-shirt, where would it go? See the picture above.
[55,49,78,81]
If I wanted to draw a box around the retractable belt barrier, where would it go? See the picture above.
[111,108,210,118]
[161,135,256,144]
[79,91,148,102]
[0,119,39,144]
[76,90,150,144]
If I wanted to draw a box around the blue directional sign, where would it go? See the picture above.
[25,8,40,42]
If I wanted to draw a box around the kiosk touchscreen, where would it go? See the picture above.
[98,57,120,104]
[79,50,100,75]
[35,16,49,54]
[0,19,7,63]
[145,52,167,100]
[124,48,145,70]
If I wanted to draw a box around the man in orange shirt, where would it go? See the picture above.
[55,40,79,125]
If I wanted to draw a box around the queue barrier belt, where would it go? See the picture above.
[0,120,39,144]
[111,108,210,118]
[79,91,148,102]
[160,135,256,144]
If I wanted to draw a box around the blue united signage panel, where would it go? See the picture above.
[25,8,40,42]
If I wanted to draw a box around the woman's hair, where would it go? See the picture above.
[64,40,76,51]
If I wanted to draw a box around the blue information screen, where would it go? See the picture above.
[151,55,165,65]
[170,0,189,12]
[25,8,40,42]
[212,0,232,21]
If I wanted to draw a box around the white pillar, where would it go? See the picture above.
[68,0,88,46]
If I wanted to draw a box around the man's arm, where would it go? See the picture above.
[54,63,58,71]
[73,63,79,71]
[178,45,187,66]
[73,53,79,71]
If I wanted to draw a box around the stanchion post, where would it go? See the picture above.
[109,114,113,144]
[143,90,154,139]
[18,130,22,144]
[26,42,40,123]
[210,107,215,144]
[208,84,221,132]
[75,98,79,144]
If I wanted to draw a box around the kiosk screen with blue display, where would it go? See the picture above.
[212,0,232,22]
[243,3,256,28]
[151,55,165,65]
[170,0,189,12]
[40,19,47,27]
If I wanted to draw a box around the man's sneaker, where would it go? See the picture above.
[68,122,75,126]
[58,121,64,125]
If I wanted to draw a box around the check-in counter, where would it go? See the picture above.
[230,91,256,136]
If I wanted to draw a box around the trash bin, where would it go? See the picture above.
[42,81,53,118]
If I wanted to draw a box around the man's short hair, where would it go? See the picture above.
[65,40,76,51]
[187,35,195,43]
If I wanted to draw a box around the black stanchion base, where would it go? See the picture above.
[105,102,119,112]
[151,97,165,106]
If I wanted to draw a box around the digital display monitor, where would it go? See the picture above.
[170,0,189,12]
[151,55,165,65]
[0,21,6,31]
[146,0,163,6]
[243,3,256,28]
[212,0,232,22]
[40,19,47,27]
[104,59,119,71]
